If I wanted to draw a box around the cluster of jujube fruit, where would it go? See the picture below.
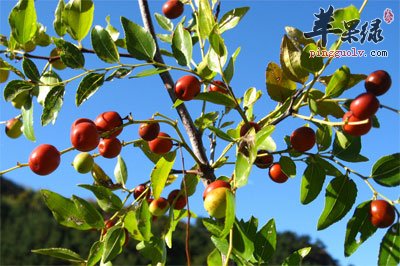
[138,119,173,154]
[342,70,392,136]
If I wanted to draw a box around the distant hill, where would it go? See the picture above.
[0,177,338,265]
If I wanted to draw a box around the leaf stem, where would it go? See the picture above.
[223,229,234,266]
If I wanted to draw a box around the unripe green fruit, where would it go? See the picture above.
[149,197,170,216]
[5,118,23,139]
[50,48,66,70]
[73,152,94,174]
[0,60,10,83]
[204,187,232,218]
[11,91,30,109]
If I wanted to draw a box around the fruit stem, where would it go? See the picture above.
[223,228,234,266]
[380,104,400,114]
[292,113,370,126]
[60,146,75,155]
[0,163,29,176]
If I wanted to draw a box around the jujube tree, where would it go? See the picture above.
[0,0,399,265]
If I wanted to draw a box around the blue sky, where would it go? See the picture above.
[0,0,399,265]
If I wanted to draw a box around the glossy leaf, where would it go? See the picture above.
[53,0,67,37]
[9,0,37,44]
[207,126,233,142]
[155,13,173,31]
[254,219,276,263]
[0,58,25,79]
[378,224,400,266]
[332,131,368,162]
[207,42,227,74]
[72,195,104,229]
[314,156,342,177]
[41,85,65,126]
[325,65,350,98]
[344,201,377,256]
[40,189,91,230]
[300,162,326,204]
[180,171,199,196]
[131,67,170,78]
[53,38,85,69]
[232,220,254,261]
[165,210,193,248]
[124,211,143,241]
[198,0,215,40]
[4,80,34,102]
[87,241,104,266]
[255,125,275,150]
[315,123,332,151]
[266,62,297,102]
[195,112,219,131]
[38,71,62,106]
[235,153,253,188]
[151,152,176,199]
[63,0,94,41]
[31,248,84,263]
[308,91,344,118]
[114,155,128,186]
[280,35,309,84]
[21,98,35,141]
[78,184,123,213]
[121,16,156,60]
[282,247,311,266]
[285,26,314,49]
[76,73,105,106]
[202,218,223,236]
[331,5,360,33]
[219,191,236,238]
[209,30,226,57]
[133,140,165,163]
[317,175,357,230]
[224,47,241,83]
[136,237,166,265]
[319,73,367,90]
[195,92,236,108]
[136,201,152,242]
[91,25,120,63]
[171,23,192,66]
[279,156,296,177]
[102,226,125,263]
[300,43,323,73]
[371,153,400,187]
[218,7,249,34]
[22,58,40,82]
[105,68,132,81]
[105,15,119,41]
[207,249,222,266]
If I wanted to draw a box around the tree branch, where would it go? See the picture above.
[137,0,215,183]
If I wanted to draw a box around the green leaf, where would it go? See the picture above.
[171,23,192,66]
[308,89,345,119]
[40,189,91,230]
[198,0,215,40]
[87,241,104,266]
[114,155,128,186]
[319,73,367,90]
[38,71,62,106]
[78,184,123,213]
[232,220,254,261]
[4,80,34,102]
[195,112,219,131]
[136,237,166,265]
[155,13,173,31]
[202,218,223,236]
[137,201,152,241]
[255,125,275,150]
[33,23,51,47]
[332,131,368,162]
[325,65,350,98]
[266,62,297,102]
[315,123,332,151]
[9,0,37,45]
[314,156,342,177]
[371,153,400,187]
[41,85,65,126]
[91,26,120,63]
[22,58,40,82]
[105,15,120,41]
[151,152,176,199]
[72,195,104,229]
[300,43,323,73]
[235,153,252,188]
[194,92,237,108]
[0,58,25,79]
[219,191,236,238]
[209,30,226,57]
[285,26,315,49]
[255,219,276,263]
[223,47,241,83]
[378,224,400,266]
[300,162,326,204]
[124,211,143,241]
[165,209,193,248]
[102,226,126,263]
[207,249,222,266]
[131,67,170,78]
[344,201,377,256]
[279,156,296,177]
[63,0,94,41]
[133,140,166,163]
[105,67,132,81]
[218,7,249,34]
[31,248,84,263]
[280,35,309,84]
[121,16,156,60]
[211,236,229,255]
[207,126,233,142]
[282,247,311,266]
[207,44,227,74]
[76,73,105,106]
[317,175,357,230]
[331,5,360,33]
[53,38,85,69]
[53,0,67,37]
[21,98,35,141]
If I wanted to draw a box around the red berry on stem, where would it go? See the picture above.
[29,144,61,175]
[269,163,289,183]
[175,75,201,101]
[149,197,170,216]
[370,200,395,228]
[5,118,23,139]
[95,111,123,138]
[290,127,316,152]
[139,119,160,141]
[98,138,122,158]
[240,121,261,137]
[350,92,380,120]
[134,184,150,199]
[162,0,184,19]
[254,150,274,169]
[148,132,173,154]
[70,119,100,152]
[365,70,391,96]
[342,111,372,136]
[203,180,231,200]
[209,80,228,94]
[167,189,187,210]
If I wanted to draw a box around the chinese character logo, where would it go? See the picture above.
[383,8,394,24]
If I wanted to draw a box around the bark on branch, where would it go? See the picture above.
[137,0,215,182]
